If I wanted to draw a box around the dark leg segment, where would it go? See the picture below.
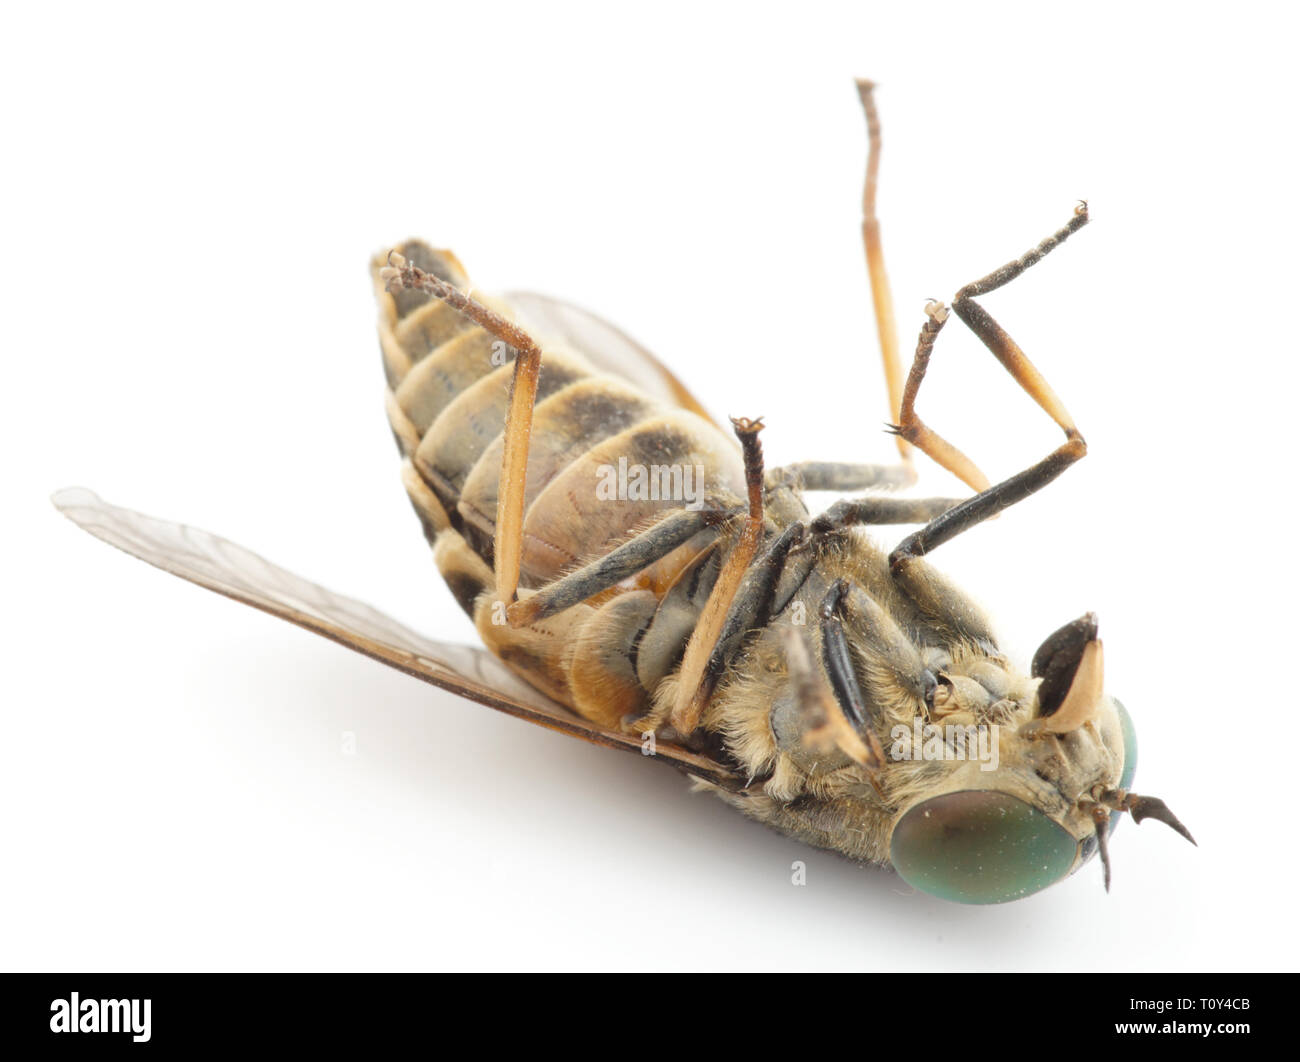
[889,438,1084,566]
[781,625,881,772]
[768,461,915,493]
[891,204,1090,495]
[819,579,886,768]
[810,495,965,536]
[698,522,807,701]
[506,505,740,627]
[889,204,1092,564]
[950,205,1089,438]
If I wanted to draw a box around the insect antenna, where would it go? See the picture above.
[1084,789,1197,892]
[1117,793,1197,846]
[1088,805,1114,892]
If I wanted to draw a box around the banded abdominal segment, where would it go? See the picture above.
[372,241,753,729]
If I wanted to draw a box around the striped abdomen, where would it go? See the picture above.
[372,240,749,727]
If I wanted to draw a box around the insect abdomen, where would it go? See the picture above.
[372,241,746,726]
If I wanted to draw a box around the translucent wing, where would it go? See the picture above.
[503,291,720,425]
[52,488,740,788]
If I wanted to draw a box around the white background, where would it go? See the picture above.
[5,1,1296,971]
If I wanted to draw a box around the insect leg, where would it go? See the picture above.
[890,414,1084,565]
[888,206,1091,562]
[809,495,965,535]
[819,580,887,768]
[857,79,913,473]
[890,205,1090,492]
[694,521,807,710]
[781,626,880,772]
[505,504,741,627]
[381,253,543,606]
[669,418,768,735]
[767,461,914,493]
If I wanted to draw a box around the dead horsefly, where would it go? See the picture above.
[56,80,1192,904]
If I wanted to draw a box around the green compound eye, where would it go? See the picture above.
[890,791,1078,904]
[1114,696,1138,791]
[1103,697,1138,837]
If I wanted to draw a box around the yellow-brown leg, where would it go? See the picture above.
[857,80,913,472]
[669,417,767,735]
[381,253,542,606]
[891,205,1090,493]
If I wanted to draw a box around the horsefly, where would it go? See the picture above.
[55,80,1193,904]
